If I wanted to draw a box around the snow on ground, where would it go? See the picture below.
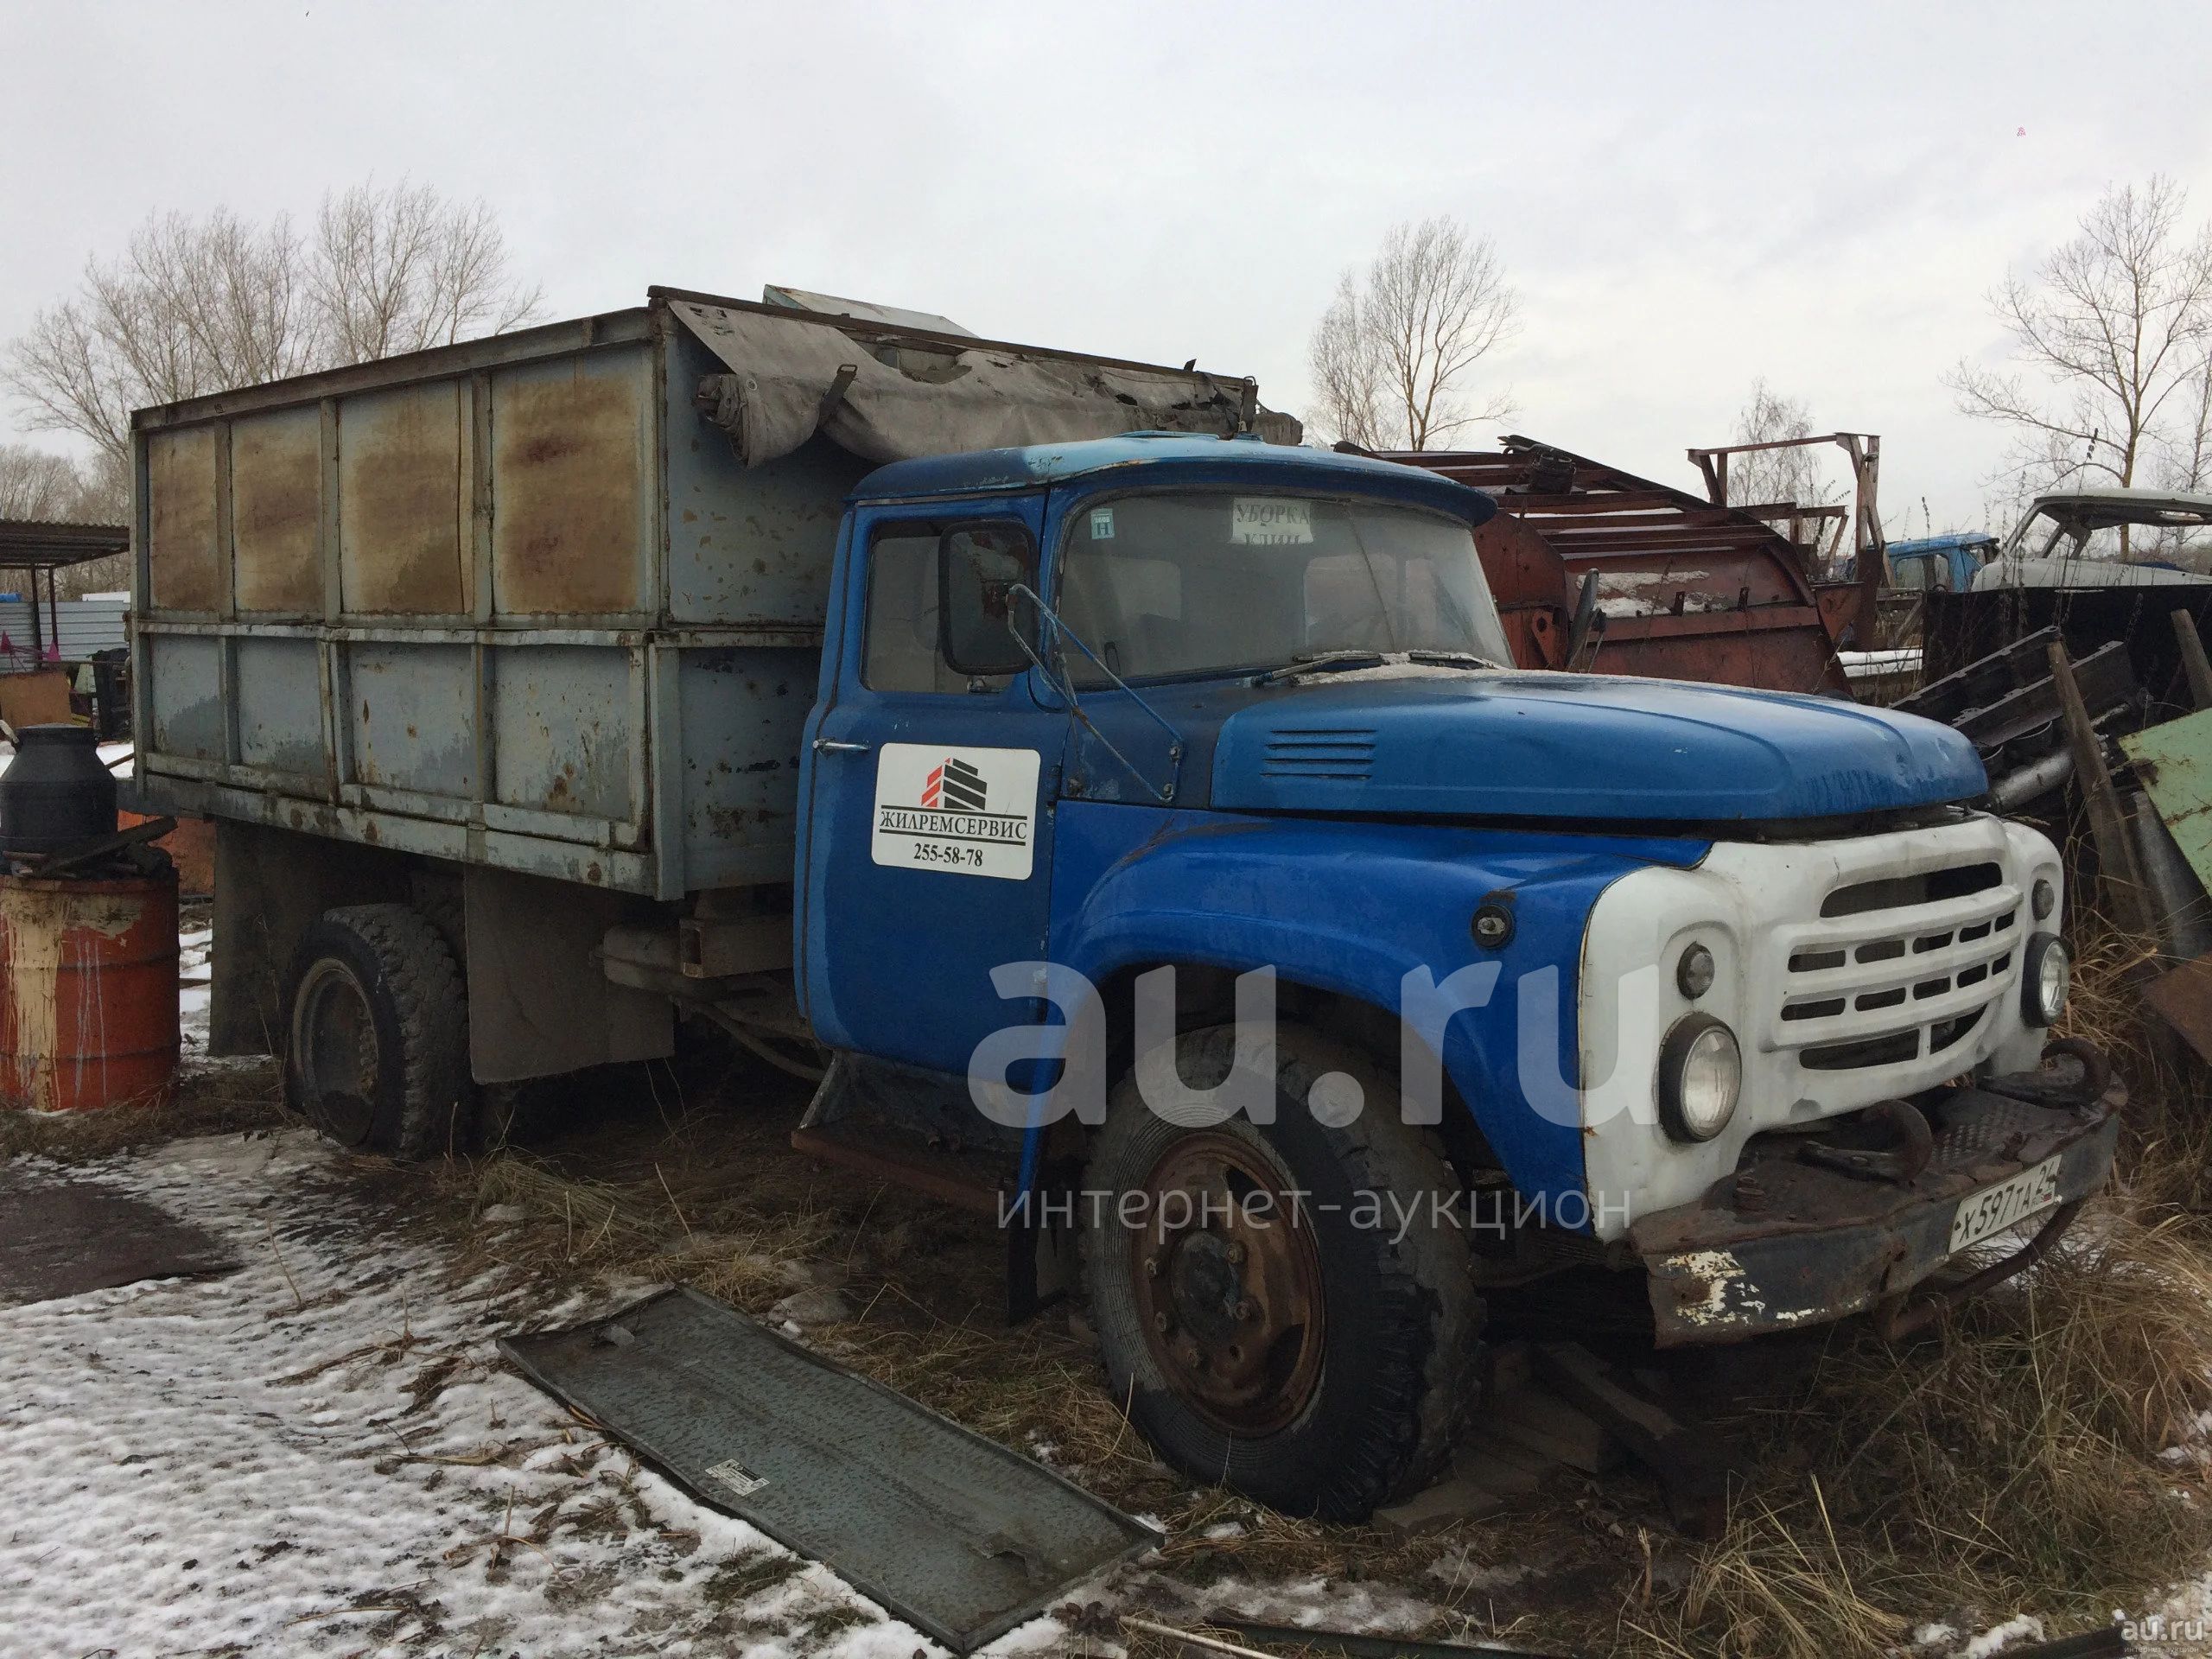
[179,923,213,1056]
[0,1128,1086,1656]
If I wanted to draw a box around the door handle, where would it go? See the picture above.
[812,738,872,753]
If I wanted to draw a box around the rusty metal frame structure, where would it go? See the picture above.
[1395,437,1852,695]
[1686,432,1888,648]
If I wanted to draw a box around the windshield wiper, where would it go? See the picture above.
[1252,650,1388,686]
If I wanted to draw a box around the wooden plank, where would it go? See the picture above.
[2056,643,2158,940]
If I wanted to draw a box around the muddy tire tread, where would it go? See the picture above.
[311,903,469,1160]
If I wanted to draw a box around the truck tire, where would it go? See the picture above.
[1079,1022,1481,1521]
[283,903,470,1160]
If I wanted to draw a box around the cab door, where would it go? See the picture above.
[796,498,1063,1074]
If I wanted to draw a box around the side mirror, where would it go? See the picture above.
[939,524,1040,677]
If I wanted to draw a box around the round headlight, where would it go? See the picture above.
[2031,878,2056,922]
[1676,943,1716,1000]
[1658,1013,1742,1142]
[2023,932,2070,1026]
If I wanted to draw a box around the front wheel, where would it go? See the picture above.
[1078,1023,1481,1521]
[283,903,470,1160]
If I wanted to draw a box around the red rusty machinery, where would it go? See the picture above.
[0,868,179,1112]
[1389,436,1858,696]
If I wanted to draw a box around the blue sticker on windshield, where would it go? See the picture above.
[1089,507,1115,540]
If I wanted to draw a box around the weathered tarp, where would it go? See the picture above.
[671,296,1299,467]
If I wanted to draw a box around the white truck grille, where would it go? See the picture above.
[1768,858,2024,1071]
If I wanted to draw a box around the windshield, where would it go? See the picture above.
[1053,491,1512,685]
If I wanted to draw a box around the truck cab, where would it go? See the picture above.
[794,434,2113,1518]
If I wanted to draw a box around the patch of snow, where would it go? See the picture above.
[0,1128,937,1656]
[1840,648,1923,677]
[1958,1613,2043,1656]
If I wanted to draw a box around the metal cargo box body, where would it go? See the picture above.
[130,303,869,899]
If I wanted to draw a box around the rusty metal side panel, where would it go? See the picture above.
[490,644,640,823]
[230,405,322,613]
[344,640,478,798]
[143,634,223,762]
[490,348,652,617]
[232,636,326,781]
[1472,512,1570,668]
[664,327,868,627]
[145,427,221,613]
[337,378,470,615]
[677,645,817,888]
[1587,611,1847,696]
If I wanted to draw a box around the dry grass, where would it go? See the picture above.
[0,1058,283,1161]
[2061,908,2212,1217]
[1617,1196,2212,1656]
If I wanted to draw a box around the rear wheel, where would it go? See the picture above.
[283,904,470,1160]
[1079,1022,1481,1521]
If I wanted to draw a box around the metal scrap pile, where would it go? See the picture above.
[1901,611,2212,1058]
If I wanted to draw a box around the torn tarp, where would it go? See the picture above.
[667,294,1300,467]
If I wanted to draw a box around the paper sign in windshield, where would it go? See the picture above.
[1232,498,1314,544]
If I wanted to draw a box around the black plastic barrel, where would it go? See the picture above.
[0,726,118,855]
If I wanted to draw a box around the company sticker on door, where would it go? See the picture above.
[871,743,1041,880]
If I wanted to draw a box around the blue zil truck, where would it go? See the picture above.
[130,289,2116,1520]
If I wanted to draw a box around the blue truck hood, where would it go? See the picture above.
[1209,671,1986,822]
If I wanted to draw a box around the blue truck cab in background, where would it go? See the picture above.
[130,299,2114,1523]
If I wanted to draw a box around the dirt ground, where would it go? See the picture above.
[3,1037,2206,1658]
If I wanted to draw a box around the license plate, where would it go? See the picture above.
[1947,1155,2063,1255]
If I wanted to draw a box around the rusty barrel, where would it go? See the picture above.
[0,868,179,1112]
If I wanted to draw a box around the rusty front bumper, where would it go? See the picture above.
[1630,1046,2122,1346]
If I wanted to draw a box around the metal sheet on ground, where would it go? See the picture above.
[0,1165,236,1307]
[499,1286,1160,1654]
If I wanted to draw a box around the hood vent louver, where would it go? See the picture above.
[1262,726,1377,781]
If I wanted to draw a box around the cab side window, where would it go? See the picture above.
[863,531,954,692]
[862,527,1020,693]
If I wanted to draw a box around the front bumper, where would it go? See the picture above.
[1630,1046,2121,1345]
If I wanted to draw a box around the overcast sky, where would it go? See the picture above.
[4,0,2209,534]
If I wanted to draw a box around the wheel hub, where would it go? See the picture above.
[292,960,379,1146]
[1130,1131,1325,1436]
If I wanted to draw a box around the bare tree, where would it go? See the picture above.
[2162,353,2212,496]
[0,444,94,520]
[6,181,544,467]
[0,445,130,594]
[1306,216,1518,450]
[7,209,316,467]
[1948,176,2212,521]
[311,180,544,365]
